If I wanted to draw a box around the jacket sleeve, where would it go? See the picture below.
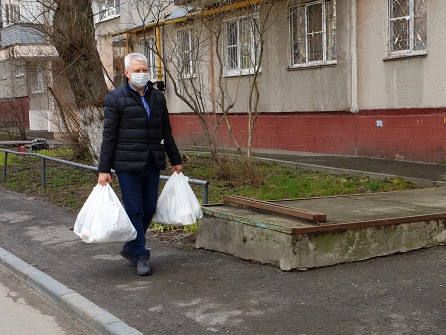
[98,92,121,173]
[161,94,182,167]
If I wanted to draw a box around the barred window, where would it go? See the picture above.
[5,0,20,25]
[30,63,44,93]
[177,28,196,78]
[98,0,120,22]
[289,0,337,67]
[223,14,260,76]
[14,62,24,77]
[1,63,7,80]
[388,0,427,55]
[139,37,157,81]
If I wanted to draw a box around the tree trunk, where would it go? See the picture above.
[51,0,107,108]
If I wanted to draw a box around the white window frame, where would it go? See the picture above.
[14,62,24,78]
[97,0,120,22]
[139,37,157,81]
[30,64,44,94]
[289,0,336,68]
[1,63,7,80]
[223,13,260,77]
[388,0,427,57]
[176,28,196,79]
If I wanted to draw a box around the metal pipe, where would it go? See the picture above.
[42,158,46,190]
[2,152,7,180]
[110,0,266,37]
[126,32,130,55]
[350,0,359,114]
[202,184,209,204]
[155,26,163,82]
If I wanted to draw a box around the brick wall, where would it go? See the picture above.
[170,108,446,163]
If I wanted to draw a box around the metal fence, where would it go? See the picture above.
[0,148,209,204]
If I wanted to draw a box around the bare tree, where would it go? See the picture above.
[0,99,29,140]
[1,0,108,159]
[135,0,283,173]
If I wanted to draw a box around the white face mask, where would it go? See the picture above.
[131,73,150,88]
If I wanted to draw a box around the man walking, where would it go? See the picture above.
[97,53,182,276]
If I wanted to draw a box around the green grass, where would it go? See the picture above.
[0,151,420,213]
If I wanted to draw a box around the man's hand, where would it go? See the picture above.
[98,172,112,186]
[172,165,182,174]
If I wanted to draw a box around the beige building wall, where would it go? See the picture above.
[162,0,353,115]
[357,0,446,110]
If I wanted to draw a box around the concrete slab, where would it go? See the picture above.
[197,188,446,270]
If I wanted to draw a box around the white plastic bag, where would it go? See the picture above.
[152,172,203,226]
[74,184,137,243]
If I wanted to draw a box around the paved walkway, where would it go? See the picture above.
[0,183,445,335]
[0,267,92,335]
[1,148,446,334]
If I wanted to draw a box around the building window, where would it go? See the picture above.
[223,14,260,76]
[98,0,120,22]
[14,62,24,77]
[388,0,427,56]
[290,0,337,67]
[5,0,21,25]
[177,28,196,78]
[139,37,157,81]
[30,63,44,93]
[1,63,7,80]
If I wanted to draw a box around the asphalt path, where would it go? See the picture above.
[0,186,445,335]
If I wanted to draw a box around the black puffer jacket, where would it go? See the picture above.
[98,81,182,173]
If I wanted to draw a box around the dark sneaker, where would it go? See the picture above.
[120,247,137,267]
[137,255,152,276]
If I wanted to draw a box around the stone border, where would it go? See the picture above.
[0,247,143,335]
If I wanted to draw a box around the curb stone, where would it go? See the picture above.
[0,246,144,335]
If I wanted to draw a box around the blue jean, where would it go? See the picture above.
[116,161,160,262]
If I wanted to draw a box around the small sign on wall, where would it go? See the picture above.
[376,120,383,127]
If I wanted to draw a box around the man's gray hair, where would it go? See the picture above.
[124,53,148,69]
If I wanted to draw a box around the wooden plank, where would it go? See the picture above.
[223,195,326,223]
[291,212,446,235]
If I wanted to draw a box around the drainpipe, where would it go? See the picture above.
[350,0,359,113]
[155,26,164,90]
[125,32,130,55]
[210,32,216,114]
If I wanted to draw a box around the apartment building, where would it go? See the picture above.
[97,0,445,163]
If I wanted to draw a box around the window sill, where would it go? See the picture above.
[288,61,337,71]
[178,75,197,80]
[31,90,44,94]
[384,52,427,61]
[223,68,261,78]
[97,14,120,24]
[14,74,24,78]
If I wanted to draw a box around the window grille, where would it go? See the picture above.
[5,0,20,25]
[223,14,260,76]
[289,0,337,67]
[389,0,427,55]
[98,0,120,22]
[1,63,7,80]
[139,37,157,81]
[14,62,24,77]
[177,28,196,78]
[30,64,44,93]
